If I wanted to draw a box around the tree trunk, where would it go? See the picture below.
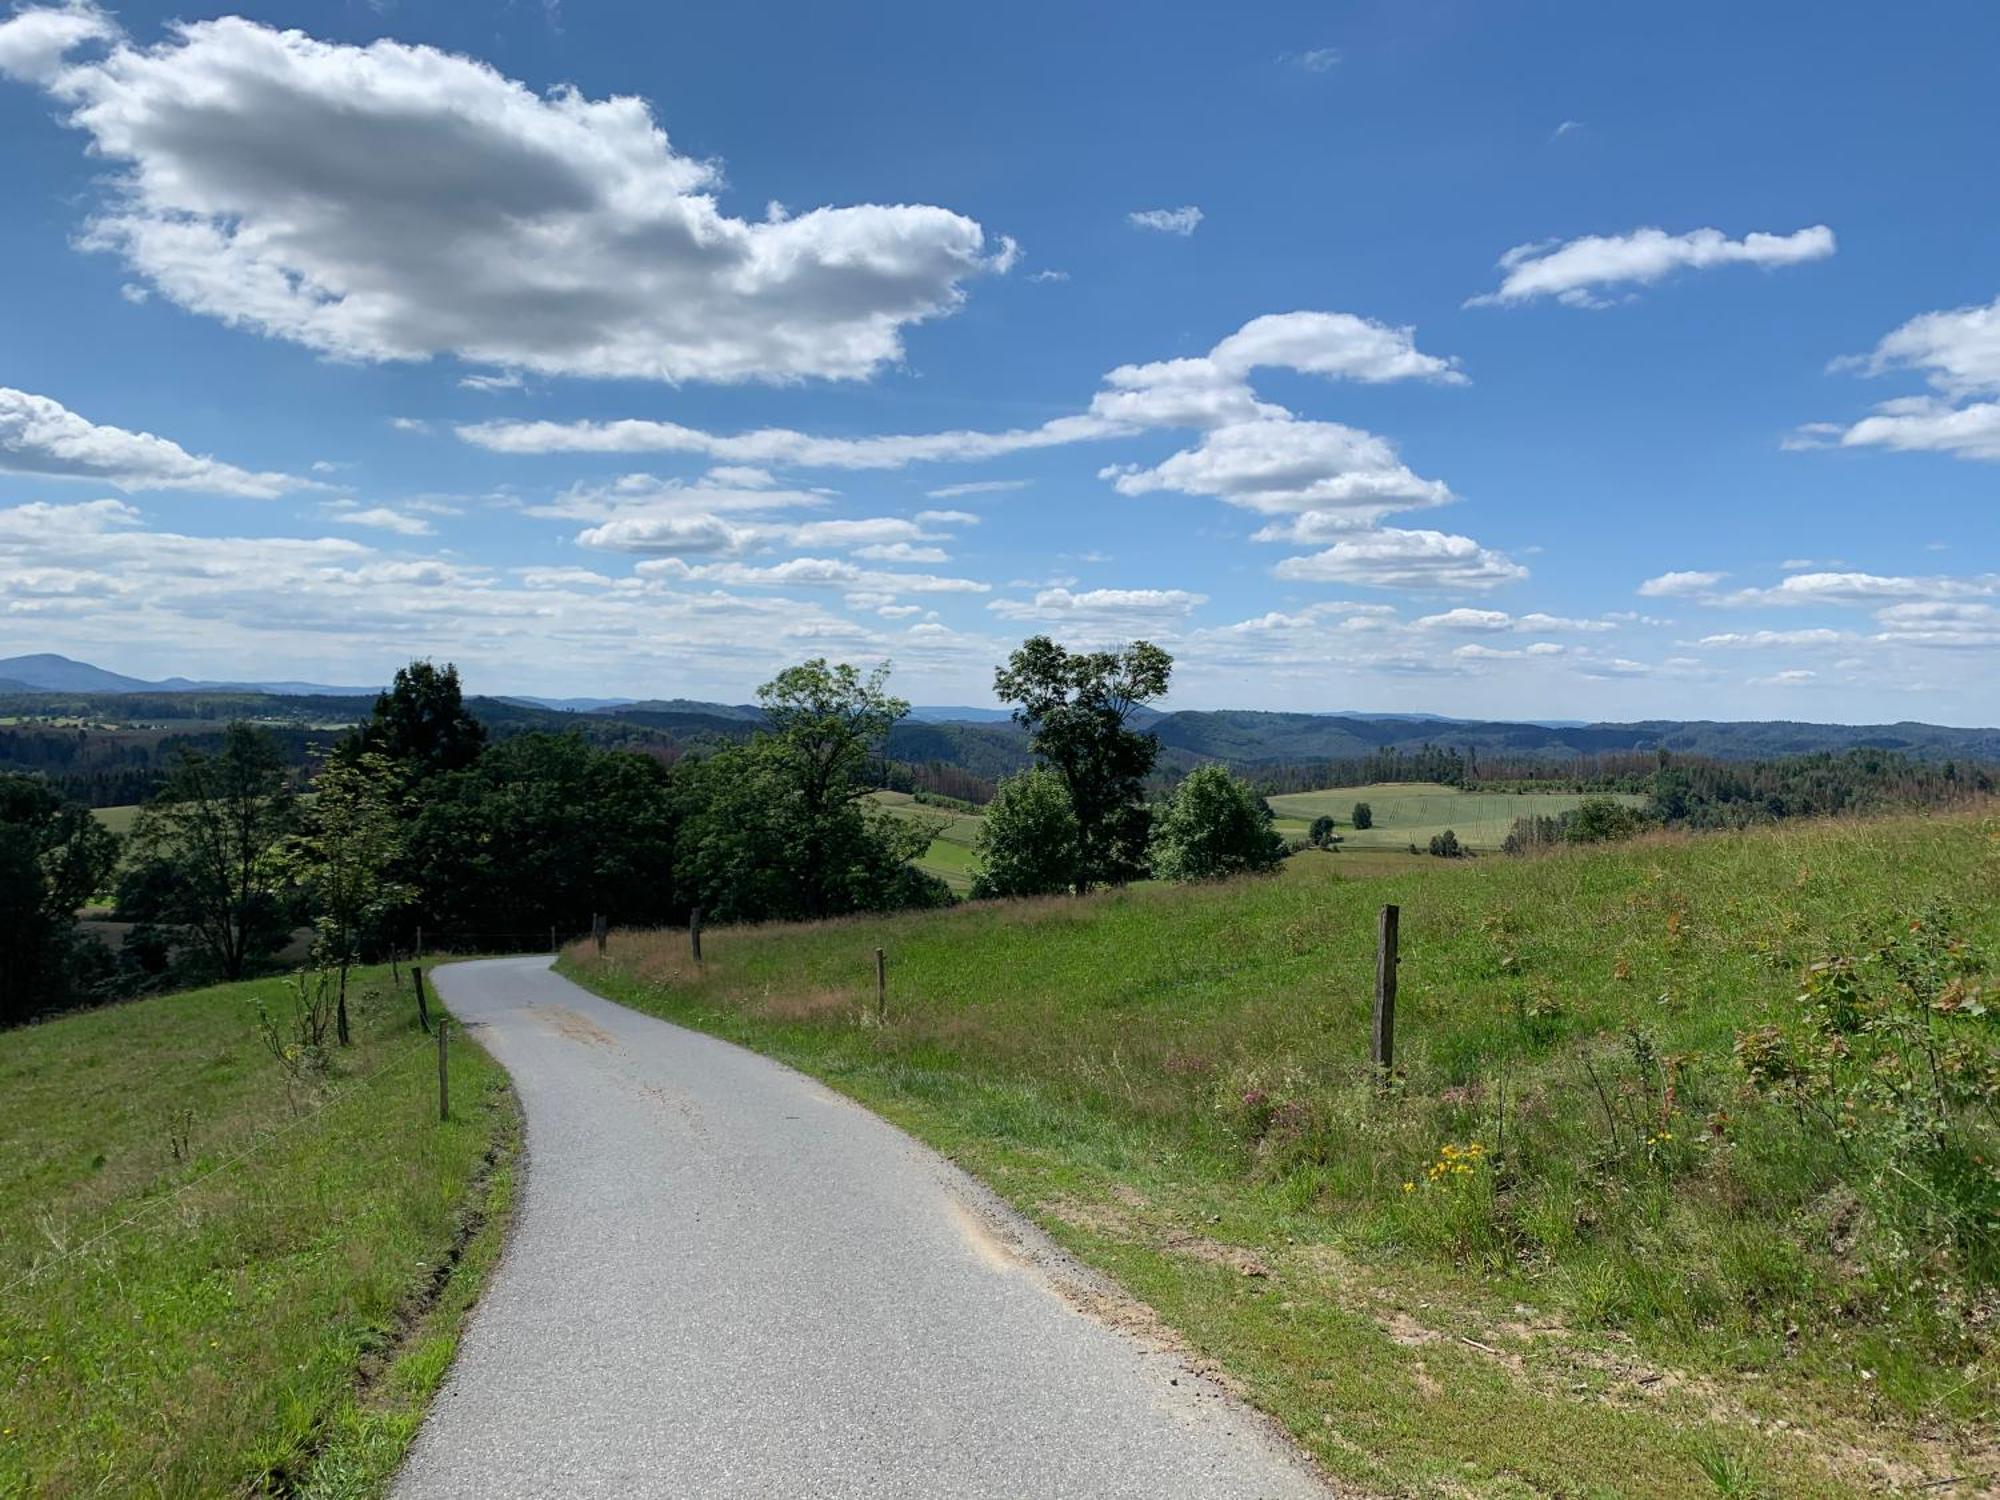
[336,961,351,1046]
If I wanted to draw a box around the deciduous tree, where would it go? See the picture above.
[971,767,1079,898]
[1150,766,1287,882]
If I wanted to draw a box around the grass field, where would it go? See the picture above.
[0,964,516,1498]
[566,810,2000,1497]
[869,790,983,893]
[1268,781,1650,851]
[89,803,140,836]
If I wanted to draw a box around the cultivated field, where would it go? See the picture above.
[868,790,982,892]
[0,965,515,1498]
[567,810,2000,1497]
[89,803,140,836]
[1268,780,1650,851]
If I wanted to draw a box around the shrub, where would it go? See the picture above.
[1150,766,1288,882]
[971,766,1081,898]
[1428,828,1464,858]
[1351,801,1374,830]
[1307,813,1337,848]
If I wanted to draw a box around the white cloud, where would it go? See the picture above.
[389,417,433,435]
[1799,300,2000,460]
[854,542,948,564]
[1729,570,1997,607]
[914,509,980,526]
[1748,669,1817,687]
[1872,601,2000,649]
[0,386,306,497]
[1128,206,1204,237]
[1550,120,1583,141]
[1415,608,1612,633]
[1288,47,1341,72]
[1107,417,1452,518]
[987,586,1206,622]
[459,372,523,393]
[1696,628,1850,648]
[1470,225,1834,308]
[2,7,1011,383]
[636,556,988,594]
[1272,528,1527,591]
[924,479,1029,499]
[1638,569,1728,598]
[1028,269,1070,284]
[326,504,435,537]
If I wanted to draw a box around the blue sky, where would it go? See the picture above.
[1,0,1996,719]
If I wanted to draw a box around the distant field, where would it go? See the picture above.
[869,790,982,892]
[1269,780,1648,851]
[0,965,516,1496]
[91,803,140,835]
[873,781,1649,887]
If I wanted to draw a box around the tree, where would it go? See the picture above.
[283,752,409,1044]
[993,636,1172,894]
[351,660,486,778]
[123,724,296,979]
[1150,766,1287,882]
[1307,814,1338,848]
[402,733,680,940]
[971,767,1080,898]
[754,659,910,918]
[0,776,119,1025]
[1351,801,1374,830]
[1428,828,1464,858]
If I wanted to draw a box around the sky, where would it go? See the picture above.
[1,0,1996,720]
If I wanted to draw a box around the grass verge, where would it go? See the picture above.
[0,962,517,1498]
[562,809,2000,1498]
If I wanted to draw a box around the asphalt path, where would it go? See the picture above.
[390,956,1334,1499]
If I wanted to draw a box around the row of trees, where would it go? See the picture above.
[4,636,1306,1025]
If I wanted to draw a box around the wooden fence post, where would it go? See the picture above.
[1373,904,1399,1075]
[690,907,703,967]
[593,913,607,956]
[415,924,424,961]
[875,947,887,1023]
[550,924,558,956]
[412,964,431,1035]
[436,1015,450,1122]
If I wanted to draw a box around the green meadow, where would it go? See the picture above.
[0,965,516,1499]
[1268,781,1651,851]
[567,809,2000,1498]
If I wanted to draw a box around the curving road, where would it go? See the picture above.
[392,956,1334,1499]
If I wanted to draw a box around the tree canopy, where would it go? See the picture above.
[970,766,1080,899]
[350,660,486,778]
[0,775,118,1024]
[994,636,1171,894]
[1150,766,1287,882]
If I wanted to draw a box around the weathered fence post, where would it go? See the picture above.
[593,913,607,956]
[415,924,424,962]
[689,907,703,967]
[412,963,431,1035]
[875,947,887,1022]
[1373,903,1399,1075]
[436,1014,450,1122]
[550,924,558,956]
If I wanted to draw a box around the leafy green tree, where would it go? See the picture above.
[351,660,486,778]
[1427,828,1464,858]
[993,636,1172,894]
[0,776,119,1025]
[1307,814,1337,848]
[970,767,1080,899]
[754,659,909,918]
[1150,766,1287,882]
[123,724,297,979]
[402,733,679,940]
[282,752,410,1044]
[1351,801,1374,830]
[1569,796,1649,843]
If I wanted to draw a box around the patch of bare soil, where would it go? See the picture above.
[535,1005,617,1047]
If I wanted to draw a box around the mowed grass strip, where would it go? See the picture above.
[0,965,515,1499]
[1268,780,1651,851]
[565,810,2000,1498]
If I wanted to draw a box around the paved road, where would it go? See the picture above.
[392,956,1333,1499]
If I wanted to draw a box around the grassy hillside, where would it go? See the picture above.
[1269,781,1649,851]
[0,965,515,1498]
[566,810,2000,1497]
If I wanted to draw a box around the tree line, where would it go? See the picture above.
[3,637,1295,1026]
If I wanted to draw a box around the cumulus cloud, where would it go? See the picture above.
[1729,570,1997,607]
[0,386,307,497]
[0,6,1011,383]
[1638,569,1728,598]
[1128,206,1203,236]
[1469,225,1834,308]
[1272,528,1527,591]
[1696,628,1850,648]
[1801,297,2000,460]
[1414,608,1612,633]
[1106,418,1452,518]
[987,586,1206,623]
[325,504,435,537]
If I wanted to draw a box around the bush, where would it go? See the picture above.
[1352,801,1374,830]
[971,766,1081,899]
[1150,766,1287,882]
[1307,813,1337,848]
[1428,828,1464,858]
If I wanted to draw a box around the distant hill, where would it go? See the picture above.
[0,653,378,697]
